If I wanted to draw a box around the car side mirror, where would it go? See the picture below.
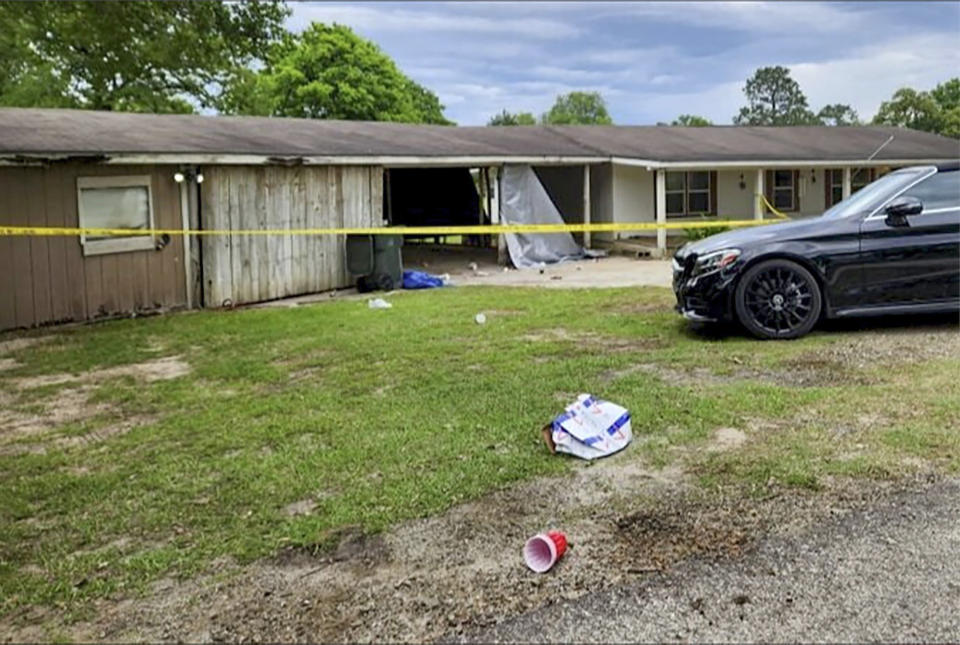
[884,196,923,226]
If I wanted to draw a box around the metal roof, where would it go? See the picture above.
[1,108,956,165]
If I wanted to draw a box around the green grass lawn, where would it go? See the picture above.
[1,286,958,619]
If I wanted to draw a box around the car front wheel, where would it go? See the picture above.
[734,259,822,339]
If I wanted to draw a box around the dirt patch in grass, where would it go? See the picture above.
[0,336,54,355]
[0,356,187,455]
[37,464,942,644]
[11,356,190,390]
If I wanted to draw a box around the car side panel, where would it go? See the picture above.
[858,208,960,306]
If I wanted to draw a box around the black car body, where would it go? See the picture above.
[674,163,960,339]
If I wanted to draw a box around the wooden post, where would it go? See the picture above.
[491,166,508,265]
[583,164,591,249]
[178,177,193,309]
[754,168,765,220]
[655,169,666,256]
[384,168,393,225]
[842,167,852,200]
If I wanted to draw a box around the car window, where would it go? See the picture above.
[821,167,931,219]
[900,170,960,212]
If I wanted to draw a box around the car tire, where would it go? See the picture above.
[734,259,822,340]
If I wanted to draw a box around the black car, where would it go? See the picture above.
[674,162,960,339]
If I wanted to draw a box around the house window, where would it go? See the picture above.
[77,175,155,256]
[664,171,715,217]
[826,168,874,207]
[771,170,797,211]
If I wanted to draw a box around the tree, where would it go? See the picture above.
[226,23,452,124]
[873,87,944,134]
[733,66,819,125]
[487,109,537,126]
[0,0,289,113]
[816,104,860,126]
[671,114,713,126]
[542,91,613,125]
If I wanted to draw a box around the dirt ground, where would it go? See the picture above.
[268,246,673,308]
[404,245,674,289]
[3,321,957,643]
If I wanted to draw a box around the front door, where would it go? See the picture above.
[858,169,960,307]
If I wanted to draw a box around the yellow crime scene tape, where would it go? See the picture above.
[0,195,788,237]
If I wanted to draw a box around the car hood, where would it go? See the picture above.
[676,216,824,259]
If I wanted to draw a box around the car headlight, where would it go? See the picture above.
[691,248,741,278]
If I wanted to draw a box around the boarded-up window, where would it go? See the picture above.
[77,175,155,255]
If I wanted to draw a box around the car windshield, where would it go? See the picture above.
[821,167,933,219]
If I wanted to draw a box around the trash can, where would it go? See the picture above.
[346,234,403,292]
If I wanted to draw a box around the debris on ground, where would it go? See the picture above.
[523,531,568,573]
[474,313,487,325]
[402,270,446,289]
[367,298,393,310]
[546,394,632,460]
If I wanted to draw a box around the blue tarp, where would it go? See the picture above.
[402,270,445,289]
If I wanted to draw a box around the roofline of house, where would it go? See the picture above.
[1,152,956,169]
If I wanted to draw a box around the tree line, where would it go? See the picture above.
[492,67,959,139]
[0,2,956,137]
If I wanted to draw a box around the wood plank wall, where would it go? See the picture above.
[201,165,383,307]
[0,163,186,331]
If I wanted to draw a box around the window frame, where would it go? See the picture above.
[663,170,716,219]
[767,169,798,212]
[77,175,156,256]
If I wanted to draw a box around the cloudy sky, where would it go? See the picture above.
[287,1,960,126]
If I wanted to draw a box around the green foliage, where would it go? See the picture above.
[671,114,713,126]
[816,103,860,126]
[873,79,960,138]
[734,66,820,125]
[0,0,289,113]
[684,224,731,241]
[542,91,613,125]
[487,109,537,126]
[225,23,452,124]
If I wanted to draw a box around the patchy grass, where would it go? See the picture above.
[0,286,957,620]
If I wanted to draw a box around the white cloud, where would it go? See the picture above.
[289,4,581,40]
[789,32,960,119]
[590,1,870,35]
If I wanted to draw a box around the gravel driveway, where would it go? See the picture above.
[455,478,960,644]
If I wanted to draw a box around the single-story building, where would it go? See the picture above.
[1,108,956,330]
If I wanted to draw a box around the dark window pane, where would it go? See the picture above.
[774,170,794,187]
[688,192,709,213]
[688,171,709,190]
[666,193,685,214]
[665,172,685,191]
[774,189,793,209]
[831,187,842,205]
[829,169,842,186]
[902,171,960,211]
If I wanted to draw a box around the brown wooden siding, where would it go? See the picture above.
[0,163,186,331]
[200,165,382,307]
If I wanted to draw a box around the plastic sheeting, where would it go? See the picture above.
[500,164,585,269]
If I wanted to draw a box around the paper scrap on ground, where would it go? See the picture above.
[367,298,392,309]
[548,394,632,460]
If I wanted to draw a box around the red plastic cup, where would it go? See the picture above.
[523,530,568,573]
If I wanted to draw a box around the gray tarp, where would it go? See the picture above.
[500,164,585,269]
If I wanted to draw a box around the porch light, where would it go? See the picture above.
[173,171,185,183]
[738,173,746,190]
